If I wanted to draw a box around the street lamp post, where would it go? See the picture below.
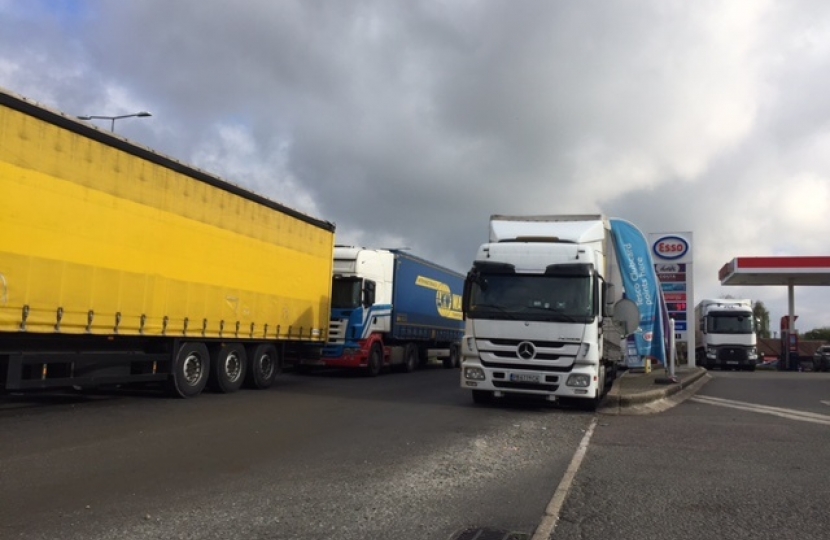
[77,111,152,132]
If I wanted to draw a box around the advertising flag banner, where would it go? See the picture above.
[610,219,668,367]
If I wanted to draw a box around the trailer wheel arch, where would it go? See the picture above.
[169,342,211,398]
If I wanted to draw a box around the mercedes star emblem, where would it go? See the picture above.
[517,341,536,360]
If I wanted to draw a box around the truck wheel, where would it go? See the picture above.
[403,343,418,373]
[443,343,461,369]
[576,397,600,412]
[472,390,493,405]
[575,366,605,412]
[366,343,383,377]
[605,363,617,389]
[169,342,210,398]
[209,343,247,393]
[245,344,279,389]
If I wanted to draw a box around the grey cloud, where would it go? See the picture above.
[2,0,829,330]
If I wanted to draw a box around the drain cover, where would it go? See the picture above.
[450,528,529,540]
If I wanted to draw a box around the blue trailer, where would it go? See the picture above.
[316,247,464,376]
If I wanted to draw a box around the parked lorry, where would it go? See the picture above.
[694,299,758,371]
[303,247,464,375]
[813,344,830,372]
[460,215,640,410]
[0,87,335,397]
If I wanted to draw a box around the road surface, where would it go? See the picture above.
[2,369,829,540]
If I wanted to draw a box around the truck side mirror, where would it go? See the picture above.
[362,280,376,307]
[602,282,615,317]
[462,277,472,313]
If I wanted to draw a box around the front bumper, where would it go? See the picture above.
[460,358,599,399]
[322,356,367,368]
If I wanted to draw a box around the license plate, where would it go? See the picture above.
[726,361,738,365]
[510,373,541,383]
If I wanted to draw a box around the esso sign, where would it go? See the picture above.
[653,236,689,260]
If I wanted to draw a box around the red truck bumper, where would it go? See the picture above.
[322,353,368,369]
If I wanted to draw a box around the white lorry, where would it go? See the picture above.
[460,215,640,410]
[694,299,758,371]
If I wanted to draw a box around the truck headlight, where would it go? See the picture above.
[464,367,485,381]
[566,374,591,387]
[748,347,758,359]
[706,348,717,359]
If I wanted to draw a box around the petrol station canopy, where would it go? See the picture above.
[719,256,830,286]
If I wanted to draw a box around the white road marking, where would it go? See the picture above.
[691,395,830,425]
[821,400,830,407]
[532,417,597,540]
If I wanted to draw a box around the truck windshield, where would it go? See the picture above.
[331,278,362,309]
[467,274,593,322]
[707,313,754,334]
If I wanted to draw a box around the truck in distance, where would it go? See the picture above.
[306,247,464,376]
[694,299,758,371]
[813,345,830,372]
[460,215,639,410]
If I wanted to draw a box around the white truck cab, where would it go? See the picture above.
[694,299,758,371]
[461,215,639,410]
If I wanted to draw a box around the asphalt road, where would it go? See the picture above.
[0,366,594,540]
[3,369,829,540]
[553,370,830,540]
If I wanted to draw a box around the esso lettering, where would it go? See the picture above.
[658,242,682,252]
[652,236,688,260]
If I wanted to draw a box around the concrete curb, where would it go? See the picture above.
[599,367,709,413]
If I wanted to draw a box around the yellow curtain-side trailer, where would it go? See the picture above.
[0,88,335,397]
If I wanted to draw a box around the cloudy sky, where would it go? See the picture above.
[3,0,829,333]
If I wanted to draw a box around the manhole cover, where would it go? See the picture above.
[450,527,529,540]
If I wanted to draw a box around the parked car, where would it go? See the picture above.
[813,345,830,372]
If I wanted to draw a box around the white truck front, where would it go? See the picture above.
[695,299,758,371]
[460,216,637,410]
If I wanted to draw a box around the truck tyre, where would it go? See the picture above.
[605,363,617,389]
[209,343,247,393]
[245,344,279,389]
[403,343,418,373]
[574,365,605,412]
[169,342,210,398]
[366,343,383,377]
[472,390,493,405]
[443,343,461,369]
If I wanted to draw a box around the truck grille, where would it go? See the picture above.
[718,347,748,362]
[327,319,347,344]
[476,338,579,368]
[481,359,574,372]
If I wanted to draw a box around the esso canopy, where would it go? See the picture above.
[719,257,830,286]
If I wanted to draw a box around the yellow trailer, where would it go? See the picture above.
[0,87,335,397]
